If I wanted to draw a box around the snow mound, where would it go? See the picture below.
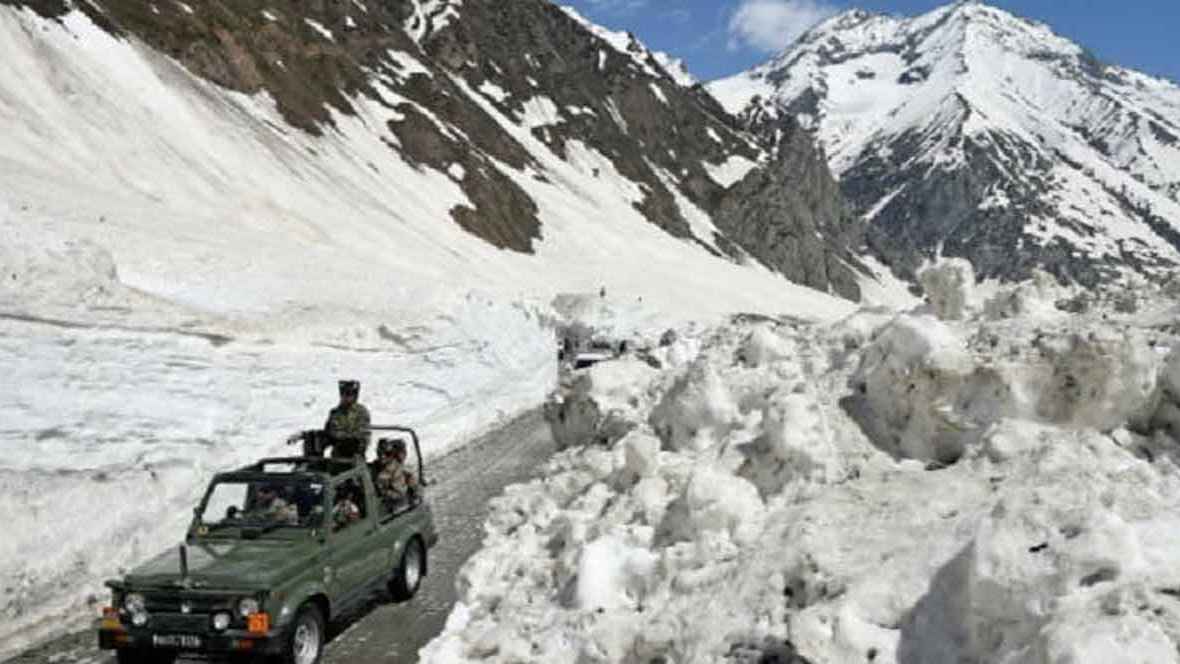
[739,325,796,367]
[918,258,975,321]
[649,360,739,452]
[850,311,1166,464]
[424,300,1180,664]
[0,206,127,310]
[546,357,659,449]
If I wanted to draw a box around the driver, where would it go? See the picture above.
[245,484,297,524]
[324,380,371,461]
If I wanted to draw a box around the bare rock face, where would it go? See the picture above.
[714,122,866,301]
[1,0,870,300]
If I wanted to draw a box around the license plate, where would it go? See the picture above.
[153,634,203,649]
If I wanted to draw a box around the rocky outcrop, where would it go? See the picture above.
[715,122,865,300]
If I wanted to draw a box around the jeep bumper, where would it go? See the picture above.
[98,622,290,656]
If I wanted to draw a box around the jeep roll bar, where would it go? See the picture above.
[286,425,425,485]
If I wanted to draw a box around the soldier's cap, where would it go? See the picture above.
[378,438,407,455]
[338,380,360,395]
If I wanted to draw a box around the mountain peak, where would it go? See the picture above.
[709,0,1180,288]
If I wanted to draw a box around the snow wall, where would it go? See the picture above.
[423,272,1180,664]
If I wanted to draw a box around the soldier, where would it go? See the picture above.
[324,380,371,461]
[245,484,297,524]
[374,438,418,509]
[332,484,361,530]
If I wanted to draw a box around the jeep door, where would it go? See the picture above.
[326,477,377,605]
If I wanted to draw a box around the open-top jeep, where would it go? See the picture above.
[97,426,438,664]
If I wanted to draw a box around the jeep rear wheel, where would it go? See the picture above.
[281,603,325,664]
[389,536,425,601]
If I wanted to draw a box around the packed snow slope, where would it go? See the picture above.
[424,264,1180,664]
[710,0,1180,288]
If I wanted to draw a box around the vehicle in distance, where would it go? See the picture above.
[97,426,437,664]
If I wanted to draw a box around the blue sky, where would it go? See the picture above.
[561,0,1180,84]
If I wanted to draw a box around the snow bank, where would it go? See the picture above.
[0,199,131,311]
[423,296,1180,664]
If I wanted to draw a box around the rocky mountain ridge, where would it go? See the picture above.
[2,0,868,300]
[710,0,1180,288]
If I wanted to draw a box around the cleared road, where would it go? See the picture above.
[5,409,554,664]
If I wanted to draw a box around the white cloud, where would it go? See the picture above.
[727,0,840,53]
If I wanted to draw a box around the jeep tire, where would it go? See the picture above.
[389,536,425,601]
[280,603,325,664]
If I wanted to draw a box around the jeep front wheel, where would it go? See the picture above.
[281,603,325,664]
[389,536,425,601]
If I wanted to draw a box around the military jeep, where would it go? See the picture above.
[97,426,438,664]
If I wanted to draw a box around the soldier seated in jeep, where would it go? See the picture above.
[373,437,418,512]
[241,483,298,524]
[331,481,362,531]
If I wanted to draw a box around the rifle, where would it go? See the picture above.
[286,429,331,458]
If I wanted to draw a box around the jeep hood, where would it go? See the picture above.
[125,539,319,589]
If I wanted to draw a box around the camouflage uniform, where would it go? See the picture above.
[245,495,297,524]
[324,402,371,459]
[376,458,417,503]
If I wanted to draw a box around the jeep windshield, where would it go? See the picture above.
[197,477,326,535]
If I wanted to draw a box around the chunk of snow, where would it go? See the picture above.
[648,82,668,105]
[918,257,975,321]
[303,18,334,42]
[622,431,660,479]
[385,49,433,80]
[517,95,560,129]
[652,51,696,87]
[649,361,738,452]
[477,80,508,103]
[702,155,757,188]
[575,534,657,610]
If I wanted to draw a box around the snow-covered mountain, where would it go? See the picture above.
[710,0,1180,287]
[0,0,872,311]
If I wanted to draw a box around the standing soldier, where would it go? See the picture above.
[324,380,371,461]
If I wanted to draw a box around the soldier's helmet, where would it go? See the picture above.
[377,437,407,458]
[338,380,360,396]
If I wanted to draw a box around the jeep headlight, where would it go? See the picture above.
[211,611,232,631]
[124,593,146,614]
[238,597,260,617]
